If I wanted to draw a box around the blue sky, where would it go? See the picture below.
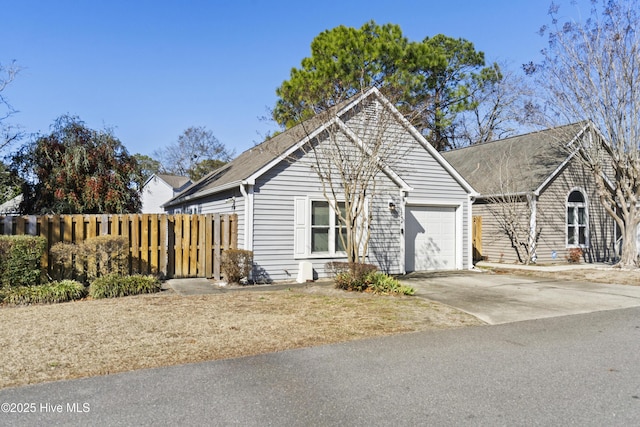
[1,0,591,158]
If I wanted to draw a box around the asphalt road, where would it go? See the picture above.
[1,307,639,426]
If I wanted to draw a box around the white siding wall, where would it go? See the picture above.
[141,178,174,213]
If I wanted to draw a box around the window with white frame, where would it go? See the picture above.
[311,200,346,254]
[567,190,588,246]
[294,197,347,258]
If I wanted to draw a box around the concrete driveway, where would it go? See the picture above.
[400,270,640,324]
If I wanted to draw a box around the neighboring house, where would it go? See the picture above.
[141,174,191,213]
[0,194,22,215]
[164,87,476,282]
[443,122,617,265]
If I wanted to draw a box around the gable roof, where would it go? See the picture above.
[442,122,589,197]
[143,173,191,191]
[166,87,476,207]
[165,88,422,207]
[157,174,191,190]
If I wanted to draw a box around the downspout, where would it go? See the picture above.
[239,182,254,251]
[400,190,407,275]
[529,192,538,263]
[469,194,476,269]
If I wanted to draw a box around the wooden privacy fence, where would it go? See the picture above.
[472,215,483,262]
[0,213,237,279]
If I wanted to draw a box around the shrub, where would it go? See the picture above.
[50,242,80,280]
[81,235,130,280]
[3,280,87,305]
[0,237,10,261]
[364,272,415,296]
[50,236,129,283]
[0,235,47,287]
[334,271,368,292]
[221,249,254,284]
[0,238,10,287]
[326,261,377,277]
[327,262,413,295]
[327,262,378,291]
[567,248,583,263]
[89,273,161,299]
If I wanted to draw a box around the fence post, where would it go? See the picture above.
[27,216,37,235]
[140,214,149,274]
[213,213,221,280]
[180,214,190,277]
[230,214,238,249]
[174,215,183,277]
[472,215,483,262]
[15,216,25,235]
[149,214,159,276]
[197,214,206,276]
[39,216,49,274]
[100,214,109,235]
[159,214,168,277]
[189,215,198,276]
[2,216,11,235]
[131,214,140,273]
[204,214,213,278]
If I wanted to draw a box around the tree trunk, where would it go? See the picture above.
[617,223,639,267]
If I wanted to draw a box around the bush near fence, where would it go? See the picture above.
[0,235,47,287]
[50,236,129,283]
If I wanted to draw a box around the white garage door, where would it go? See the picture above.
[405,206,456,271]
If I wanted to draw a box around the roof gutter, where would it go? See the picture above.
[163,180,242,208]
[476,191,533,200]
[239,181,254,251]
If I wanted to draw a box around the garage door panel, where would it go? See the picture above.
[406,206,456,271]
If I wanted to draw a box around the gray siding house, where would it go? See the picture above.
[443,122,617,265]
[165,88,476,282]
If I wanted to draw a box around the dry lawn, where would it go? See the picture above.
[0,285,482,390]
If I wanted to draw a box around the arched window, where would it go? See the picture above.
[567,190,588,246]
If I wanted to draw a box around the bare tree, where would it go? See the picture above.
[454,63,539,148]
[153,126,234,180]
[0,61,21,153]
[536,0,640,267]
[292,89,412,264]
[481,145,543,264]
[483,194,542,265]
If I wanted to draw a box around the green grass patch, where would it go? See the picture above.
[3,280,87,305]
[89,274,161,299]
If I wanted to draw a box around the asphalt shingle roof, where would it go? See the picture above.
[442,122,587,196]
[156,174,190,190]
[165,115,327,206]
